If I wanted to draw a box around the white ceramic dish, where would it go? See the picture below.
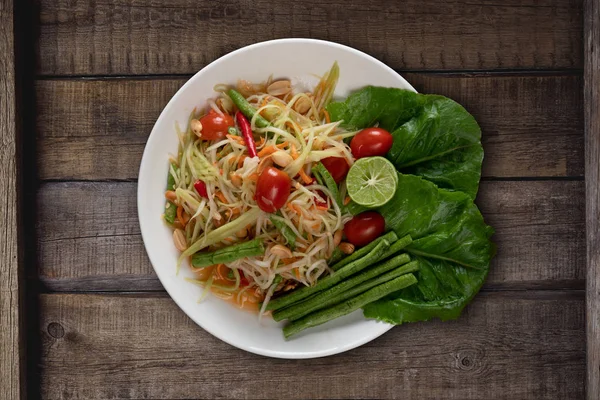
[138,39,416,359]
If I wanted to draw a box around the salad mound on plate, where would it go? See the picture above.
[162,63,495,339]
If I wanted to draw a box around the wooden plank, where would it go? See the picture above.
[38,291,585,399]
[0,0,24,399]
[36,180,584,292]
[584,0,600,398]
[35,74,584,181]
[37,0,583,76]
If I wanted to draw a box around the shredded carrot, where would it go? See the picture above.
[215,191,228,204]
[290,144,299,159]
[227,134,245,144]
[295,268,301,279]
[276,141,289,149]
[282,257,300,265]
[307,232,314,242]
[344,196,351,206]
[256,136,266,147]
[323,109,331,123]
[298,168,313,184]
[258,146,278,158]
[286,203,302,215]
[315,204,329,211]
[248,173,259,182]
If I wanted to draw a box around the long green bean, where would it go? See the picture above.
[312,162,343,208]
[274,254,413,322]
[270,215,296,250]
[330,231,398,271]
[378,234,413,261]
[228,89,270,128]
[283,273,418,339]
[191,238,265,268]
[266,240,391,311]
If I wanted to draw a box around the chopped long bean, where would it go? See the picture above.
[191,238,265,268]
[283,273,418,339]
[331,231,398,271]
[228,89,270,128]
[266,240,391,311]
[274,254,413,322]
[270,215,296,250]
[312,162,343,208]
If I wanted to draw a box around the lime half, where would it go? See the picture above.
[346,157,398,207]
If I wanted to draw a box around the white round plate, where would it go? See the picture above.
[138,39,416,359]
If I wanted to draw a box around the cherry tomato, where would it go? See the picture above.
[255,167,292,213]
[343,211,386,247]
[350,127,394,159]
[194,180,208,198]
[199,109,235,140]
[321,157,350,183]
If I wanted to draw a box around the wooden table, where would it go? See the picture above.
[2,0,599,399]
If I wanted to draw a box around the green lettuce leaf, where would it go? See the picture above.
[348,173,495,324]
[327,87,483,198]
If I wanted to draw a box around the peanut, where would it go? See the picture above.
[173,229,187,252]
[271,150,293,167]
[267,80,292,97]
[191,119,203,137]
[339,242,355,255]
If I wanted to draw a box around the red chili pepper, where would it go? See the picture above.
[235,111,258,158]
[194,180,208,198]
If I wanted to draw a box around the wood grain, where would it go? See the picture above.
[35,74,584,181]
[36,0,583,76]
[0,0,24,399]
[584,0,600,397]
[36,180,584,292]
[37,291,585,400]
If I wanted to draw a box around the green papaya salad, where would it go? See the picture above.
[163,62,496,339]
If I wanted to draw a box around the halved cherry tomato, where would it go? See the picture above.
[199,109,235,140]
[194,180,208,198]
[343,211,385,247]
[321,157,350,183]
[350,127,394,159]
[255,167,291,213]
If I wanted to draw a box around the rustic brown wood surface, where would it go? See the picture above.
[36,180,584,292]
[38,291,585,400]
[585,0,600,398]
[0,0,25,399]
[23,0,591,398]
[36,0,583,75]
[35,74,583,181]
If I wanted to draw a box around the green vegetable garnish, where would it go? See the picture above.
[328,87,483,198]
